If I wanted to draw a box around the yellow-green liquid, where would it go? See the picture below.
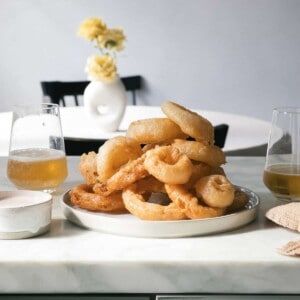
[7,148,68,191]
[263,164,300,199]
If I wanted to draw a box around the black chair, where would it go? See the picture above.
[41,76,142,106]
[64,124,229,156]
[64,138,106,156]
[213,123,229,149]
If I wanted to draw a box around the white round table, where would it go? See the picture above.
[0,105,271,156]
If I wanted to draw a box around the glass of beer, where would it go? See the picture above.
[263,107,300,201]
[7,103,68,193]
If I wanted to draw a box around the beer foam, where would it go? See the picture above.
[9,148,65,162]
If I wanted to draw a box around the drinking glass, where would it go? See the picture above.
[7,103,68,193]
[263,107,300,201]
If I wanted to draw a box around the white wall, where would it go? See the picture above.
[0,0,300,120]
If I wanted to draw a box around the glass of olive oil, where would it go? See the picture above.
[263,107,300,201]
[7,103,68,193]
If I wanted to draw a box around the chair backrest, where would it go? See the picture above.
[213,124,229,149]
[64,124,229,155]
[41,76,142,106]
[64,138,106,156]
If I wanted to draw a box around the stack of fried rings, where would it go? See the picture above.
[70,101,249,220]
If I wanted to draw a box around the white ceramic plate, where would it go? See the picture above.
[62,185,259,238]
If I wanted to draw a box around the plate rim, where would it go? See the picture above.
[61,185,260,238]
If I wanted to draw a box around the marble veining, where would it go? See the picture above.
[0,156,299,294]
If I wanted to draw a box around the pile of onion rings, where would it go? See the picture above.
[70,101,248,220]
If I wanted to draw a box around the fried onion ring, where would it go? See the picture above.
[131,175,166,194]
[144,146,193,184]
[122,180,186,221]
[161,101,214,143]
[97,136,142,182]
[185,163,226,190]
[142,140,172,153]
[226,189,249,214]
[165,184,225,219]
[194,175,234,208]
[126,118,187,144]
[184,162,214,189]
[69,184,126,212]
[78,151,98,186]
[172,139,226,167]
[93,154,149,195]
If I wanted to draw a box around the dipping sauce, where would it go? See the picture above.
[0,190,52,239]
[0,195,43,208]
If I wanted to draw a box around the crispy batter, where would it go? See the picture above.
[97,136,142,182]
[93,154,149,195]
[69,184,126,212]
[172,139,226,167]
[126,118,187,144]
[122,180,186,221]
[165,184,225,219]
[144,146,193,184]
[73,101,235,221]
[226,190,249,214]
[78,151,98,186]
[161,101,214,144]
[194,175,234,208]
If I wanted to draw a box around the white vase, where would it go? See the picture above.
[83,77,127,132]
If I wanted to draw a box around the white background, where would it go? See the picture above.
[1,0,300,120]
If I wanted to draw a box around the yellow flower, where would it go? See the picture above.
[97,28,126,52]
[85,54,117,83]
[77,17,107,41]
[78,16,126,83]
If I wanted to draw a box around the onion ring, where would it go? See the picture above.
[97,136,142,182]
[78,151,98,186]
[165,184,225,219]
[131,175,166,194]
[184,162,214,189]
[226,190,249,214]
[172,139,226,167]
[194,175,234,208]
[126,118,187,144]
[142,141,172,153]
[185,163,226,190]
[122,180,186,221]
[93,154,149,195]
[161,101,214,143]
[144,145,193,184]
[69,184,126,212]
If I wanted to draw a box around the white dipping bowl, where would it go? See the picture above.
[0,190,52,239]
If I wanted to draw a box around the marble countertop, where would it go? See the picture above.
[0,156,299,295]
